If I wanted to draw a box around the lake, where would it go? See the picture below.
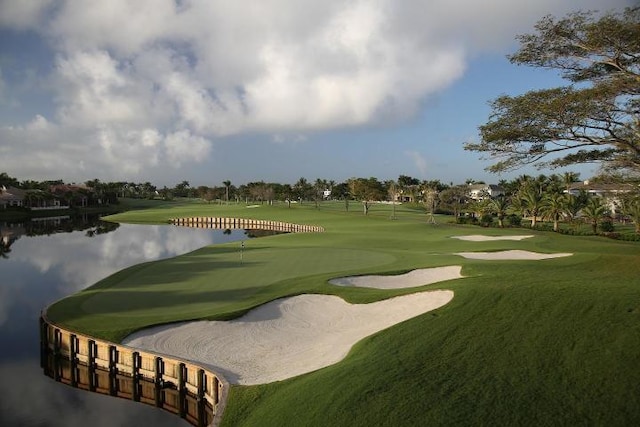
[0,217,249,426]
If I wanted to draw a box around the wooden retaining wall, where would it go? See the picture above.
[170,217,324,233]
[40,314,227,427]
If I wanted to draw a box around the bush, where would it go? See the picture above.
[479,214,494,227]
[600,221,614,233]
[456,216,477,225]
[505,214,522,227]
[533,223,554,232]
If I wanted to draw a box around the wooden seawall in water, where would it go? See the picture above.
[40,313,227,427]
[170,216,325,233]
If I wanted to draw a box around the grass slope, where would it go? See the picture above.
[47,200,640,426]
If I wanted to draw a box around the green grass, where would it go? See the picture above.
[47,200,640,426]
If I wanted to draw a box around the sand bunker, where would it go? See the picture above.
[329,266,463,289]
[452,235,534,242]
[455,250,572,260]
[123,291,453,385]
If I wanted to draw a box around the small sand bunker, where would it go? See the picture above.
[452,235,534,242]
[329,266,463,289]
[455,250,572,260]
[123,291,453,385]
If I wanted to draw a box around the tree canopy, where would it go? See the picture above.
[465,7,640,173]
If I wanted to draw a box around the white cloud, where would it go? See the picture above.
[164,130,211,167]
[0,0,633,181]
[0,0,53,30]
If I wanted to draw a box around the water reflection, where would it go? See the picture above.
[0,219,248,426]
[1,216,119,259]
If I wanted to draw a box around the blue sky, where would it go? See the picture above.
[0,0,632,187]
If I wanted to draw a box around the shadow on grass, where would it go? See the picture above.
[48,281,269,324]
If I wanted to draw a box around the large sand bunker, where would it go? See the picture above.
[123,291,453,385]
[329,266,464,289]
[456,250,572,260]
[452,235,534,241]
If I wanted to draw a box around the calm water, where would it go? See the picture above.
[0,218,248,426]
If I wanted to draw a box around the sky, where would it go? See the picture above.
[0,0,634,188]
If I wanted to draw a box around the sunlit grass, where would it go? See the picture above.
[47,199,640,425]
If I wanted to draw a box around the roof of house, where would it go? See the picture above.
[567,181,637,192]
[0,186,26,201]
[49,184,92,193]
[467,184,504,192]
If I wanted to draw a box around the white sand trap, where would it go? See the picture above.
[122,290,453,385]
[452,235,534,242]
[456,250,572,260]
[329,266,463,289]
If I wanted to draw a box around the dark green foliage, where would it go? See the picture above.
[479,213,494,227]
[600,220,615,232]
[506,214,522,227]
[466,7,640,173]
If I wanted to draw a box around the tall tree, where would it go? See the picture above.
[520,185,544,228]
[174,181,190,198]
[421,182,440,223]
[313,178,328,209]
[347,177,384,215]
[387,180,398,219]
[489,196,510,228]
[438,185,468,218]
[620,193,640,233]
[397,175,420,187]
[582,197,609,234]
[466,7,640,173]
[540,192,567,232]
[223,180,231,204]
[0,172,19,188]
[293,177,313,203]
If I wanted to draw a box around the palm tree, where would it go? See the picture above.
[546,174,564,194]
[490,196,510,228]
[223,180,231,204]
[387,180,398,219]
[540,193,567,232]
[294,177,312,203]
[470,198,492,226]
[520,185,543,228]
[313,178,327,209]
[421,183,439,224]
[582,197,608,234]
[621,195,640,233]
[563,171,580,193]
[533,174,548,195]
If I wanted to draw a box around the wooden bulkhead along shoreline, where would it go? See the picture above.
[40,311,229,427]
[170,217,325,233]
[40,312,227,427]
[40,218,322,426]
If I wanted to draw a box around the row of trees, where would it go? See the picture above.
[464,177,640,234]
[3,171,639,233]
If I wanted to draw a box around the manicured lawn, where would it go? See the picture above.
[47,200,640,426]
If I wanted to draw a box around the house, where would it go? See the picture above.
[565,180,637,215]
[467,184,505,200]
[0,186,25,209]
[49,184,93,207]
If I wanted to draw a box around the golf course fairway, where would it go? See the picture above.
[46,200,640,426]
